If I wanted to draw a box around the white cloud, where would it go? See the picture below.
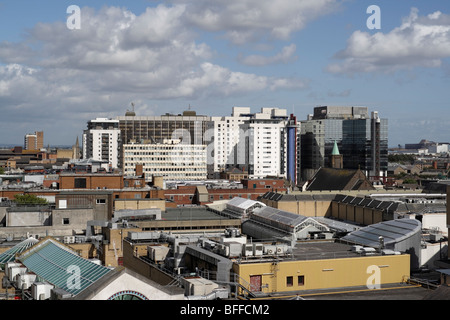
[0,4,314,144]
[327,8,450,75]
[170,0,341,44]
[0,5,309,99]
[239,44,298,66]
[167,62,308,98]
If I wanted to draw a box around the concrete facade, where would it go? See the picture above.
[122,239,178,286]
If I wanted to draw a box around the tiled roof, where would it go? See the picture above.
[306,168,374,191]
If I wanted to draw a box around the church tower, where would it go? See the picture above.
[330,140,343,169]
[72,136,81,160]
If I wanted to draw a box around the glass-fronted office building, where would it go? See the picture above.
[301,107,388,182]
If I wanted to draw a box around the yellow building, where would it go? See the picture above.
[259,193,334,217]
[56,149,74,159]
[233,241,410,295]
[114,198,166,212]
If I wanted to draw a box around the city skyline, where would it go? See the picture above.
[0,0,449,147]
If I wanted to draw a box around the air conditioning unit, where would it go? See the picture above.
[202,240,217,250]
[253,243,263,256]
[381,249,396,255]
[430,234,443,242]
[4,262,20,278]
[226,242,243,258]
[243,244,253,257]
[360,247,376,256]
[276,245,288,255]
[32,282,54,300]
[8,266,27,282]
[64,236,75,244]
[264,245,276,255]
[16,273,37,290]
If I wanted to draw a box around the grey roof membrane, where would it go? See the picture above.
[251,206,307,227]
[341,219,421,247]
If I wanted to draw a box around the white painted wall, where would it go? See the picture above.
[89,272,184,300]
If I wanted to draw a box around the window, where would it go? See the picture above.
[96,199,106,204]
[63,218,70,225]
[286,276,293,287]
[59,200,67,209]
[298,275,305,286]
[74,178,86,189]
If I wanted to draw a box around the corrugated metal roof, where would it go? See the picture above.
[341,219,421,247]
[227,197,265,210]
[314,217,360,233]
[251,207,307,228]
[17,238,113,296]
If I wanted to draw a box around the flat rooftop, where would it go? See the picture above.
[294,283,433,300]
[238,240,392,264]
[290,240,362,260]
[162,207,234,221]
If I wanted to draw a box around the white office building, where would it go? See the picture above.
[123,140,207,182]
[82,118,121,169]
[210,107,252,174]
[211,107,300,183]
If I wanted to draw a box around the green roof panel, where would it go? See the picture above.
[18,238,112,296]
[0,237,39,266]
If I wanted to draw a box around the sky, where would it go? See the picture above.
[0,0,449,147]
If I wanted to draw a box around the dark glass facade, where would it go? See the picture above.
[300,107,388,182]
[341,118,388,177]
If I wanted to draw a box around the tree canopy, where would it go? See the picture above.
[13,194,48,205]
[388,154,416,164]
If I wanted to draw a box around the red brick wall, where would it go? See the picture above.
[59,175,124,190]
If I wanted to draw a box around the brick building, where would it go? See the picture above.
[163,178,287,206]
